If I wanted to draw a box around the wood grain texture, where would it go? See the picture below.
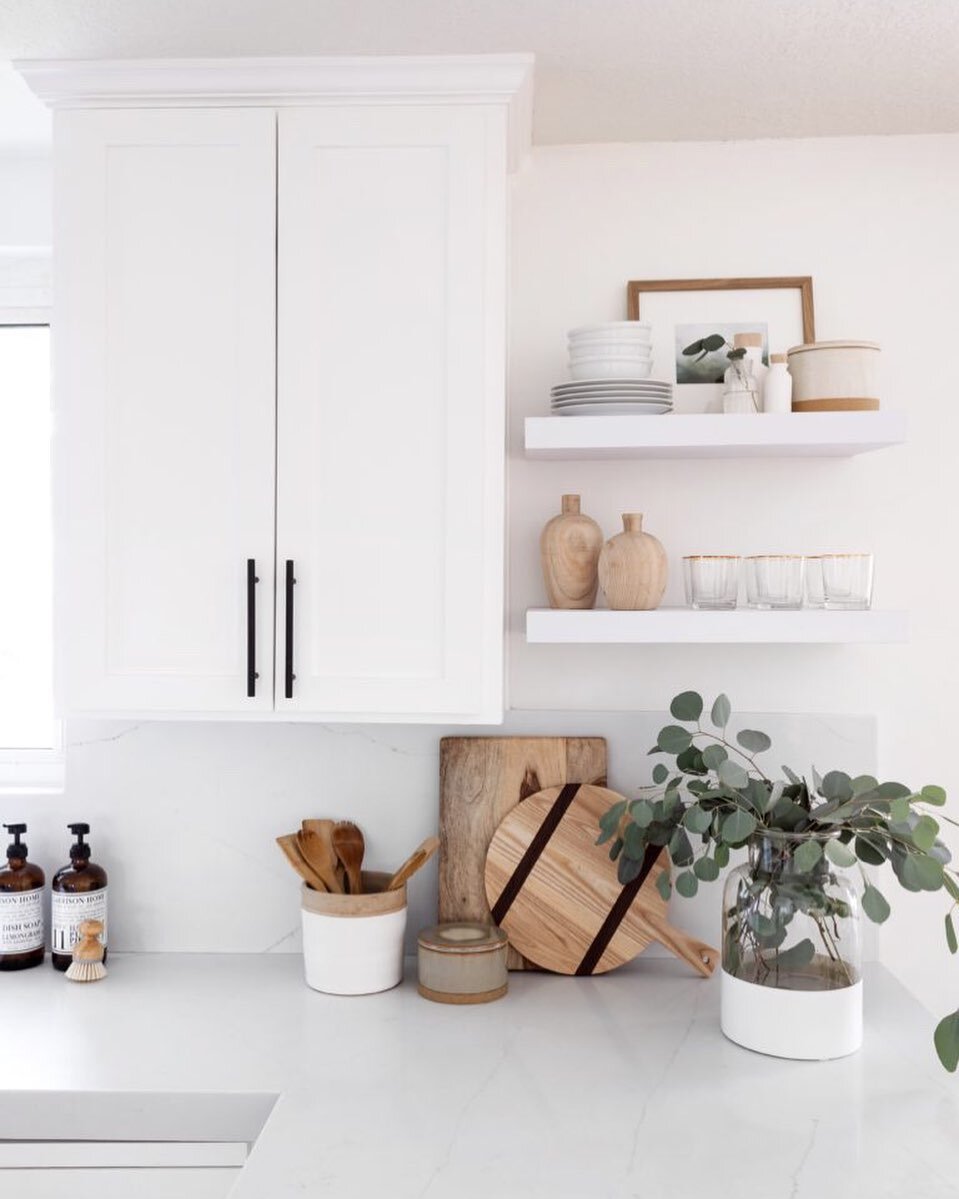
[598,514,667,610]
[540,494,603,609]
[626,276,816,344]
[439,737,607,970]
[484,785,718,977]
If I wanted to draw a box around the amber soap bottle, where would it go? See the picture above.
[51,823,108,972]
[0,823,45,971]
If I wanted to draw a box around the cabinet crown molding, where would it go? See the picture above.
[16,53,534,170]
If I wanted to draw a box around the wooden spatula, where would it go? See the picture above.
[298,821,344,894]
[276,834,328,893]
[331,821,365,895]
[387,836,440,891]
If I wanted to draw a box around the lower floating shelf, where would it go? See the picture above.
[526,608,909,645]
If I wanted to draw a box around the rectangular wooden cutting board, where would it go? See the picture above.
[439,736,608,970]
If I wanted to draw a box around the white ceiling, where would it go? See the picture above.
[2,0,959,148]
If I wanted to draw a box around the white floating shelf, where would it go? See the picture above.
[524,411,906,459]
[526,608,909,645]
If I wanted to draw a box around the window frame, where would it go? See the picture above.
[0,247,62,793]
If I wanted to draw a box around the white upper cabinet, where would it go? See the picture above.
[53,108,278,714]
[275,106,504,720]
[24,56,532,722]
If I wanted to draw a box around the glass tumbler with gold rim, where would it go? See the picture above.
[745,555,805,610]
[683,555,740,610]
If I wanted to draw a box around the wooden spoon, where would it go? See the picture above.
[387,835,440,892]
[331,821,365,895]
[298,821,344,894]
[276,834,328,892]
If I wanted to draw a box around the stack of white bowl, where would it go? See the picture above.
[553,321,672,416]
[567,321,654,380]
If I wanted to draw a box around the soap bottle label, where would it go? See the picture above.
[51,888,108,953]
[0,890,44,953]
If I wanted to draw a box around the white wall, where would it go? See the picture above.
[508,133,959,1016]
[4,131,957,1020]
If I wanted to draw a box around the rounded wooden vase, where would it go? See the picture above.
[598,513,667,610]
[540,494,603,609]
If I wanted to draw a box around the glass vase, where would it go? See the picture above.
[720,830,863,1060]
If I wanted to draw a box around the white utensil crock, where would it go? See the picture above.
[301,871,407,996]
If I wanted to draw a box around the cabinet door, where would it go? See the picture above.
[55,109,276,714]
[276,106,506,721]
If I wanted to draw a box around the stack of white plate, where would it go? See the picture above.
[567,321,653,380]
[550,378,673,417]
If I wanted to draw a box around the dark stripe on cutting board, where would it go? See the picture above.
[490,782,581,925]
[575,845,664,976]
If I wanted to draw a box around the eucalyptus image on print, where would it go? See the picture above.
[676,322,768,384]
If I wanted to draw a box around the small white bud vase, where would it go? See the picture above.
[763,353,793,414]
[720,831,863,1060]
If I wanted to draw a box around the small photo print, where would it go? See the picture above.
[675,322,769,384]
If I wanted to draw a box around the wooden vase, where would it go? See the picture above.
[540,495,603,609]
[598,513,667,610]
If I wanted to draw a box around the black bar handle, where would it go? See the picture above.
[284,559,296,699]
[246,559,259,697]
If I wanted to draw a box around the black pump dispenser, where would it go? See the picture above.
[68,823,91,861]
[4,823,28,860]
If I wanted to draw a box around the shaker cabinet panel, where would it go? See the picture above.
[54,109,277,713]
[275,106,505,720]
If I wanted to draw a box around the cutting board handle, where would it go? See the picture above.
[642,915,719,978]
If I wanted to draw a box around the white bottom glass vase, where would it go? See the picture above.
[720,968,863,1060]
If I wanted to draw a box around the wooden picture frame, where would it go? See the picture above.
[627,276,816,344]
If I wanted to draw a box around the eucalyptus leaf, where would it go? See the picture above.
[683,804,713,834]
[618,854,644,885]
[890,796,911,823]
[670,690,704,722]
[675,745,708,776]
[854,835,887,866]
[947,913,958,956]
[782,765,802,786]
[668,827,695,867]
[701,743,728,771]
[694,855,720,882]
[821,770,853,802]
[862,884,891,924]
[747,910,778,939]
[912,814,940,852]
[721,809,758,845]
[771,937,816,972]
[812,766,824,795]
[851,774,879,795]
[737,729,772,754]
[872,781,912,800]
[717,758,749,790]
[658,725,693,755]
[793,839,823,873]
[656,870,672,901]
[824,838,857,868]
[609,836,624,862]
[675,870,699,898]
[652,763,669,785]
[944,873,959,904]
[899,853,944,892]
[623,822,647,859]
[713,842,731,868]
[630,799,654,829]
[711,693,731,729]
[922,784,948,807]
[934,1011,959,1072]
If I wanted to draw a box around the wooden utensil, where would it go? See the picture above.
[332,820,365,895]
[298,820,344,894]
[276,833,329,893]
[439,736,607,970]
[484,784,718,977]
[387,835,440,891]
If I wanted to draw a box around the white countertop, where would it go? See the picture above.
[1,954,956,1198]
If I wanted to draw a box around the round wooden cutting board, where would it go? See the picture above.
[484,783,717,977]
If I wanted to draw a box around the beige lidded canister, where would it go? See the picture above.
[417,922,509,1004]
[786,340,881,411]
